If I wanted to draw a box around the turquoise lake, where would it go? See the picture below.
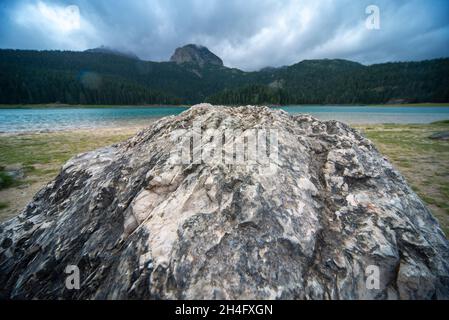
[1,105,449,133]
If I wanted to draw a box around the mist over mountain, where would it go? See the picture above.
[84,46,140,60]
[0,44,448,105]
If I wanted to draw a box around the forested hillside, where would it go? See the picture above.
[208,59,449,105]
[1,47,448,105]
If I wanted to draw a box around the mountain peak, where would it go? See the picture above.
[170,44,223,67]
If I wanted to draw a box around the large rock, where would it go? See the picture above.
[0,104,448,299]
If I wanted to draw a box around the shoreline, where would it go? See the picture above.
[0,122,155,137]
[1,103,449,109]
[0,104,191,109]
[2,118,449,135]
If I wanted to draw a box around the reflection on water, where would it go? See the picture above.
[0,105,448,132]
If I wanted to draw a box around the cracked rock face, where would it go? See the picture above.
[1,104,448,300]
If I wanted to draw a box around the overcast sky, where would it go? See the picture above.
[0,0,448,70]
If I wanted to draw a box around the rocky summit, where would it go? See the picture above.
[170,44,223,67]
[1,104,448,300]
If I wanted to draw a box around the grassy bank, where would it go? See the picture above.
[0,126,145,221]
[355,121,449,235]
[0,121,448,236]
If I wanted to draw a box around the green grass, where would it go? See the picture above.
[0,131,133,177]
[0,128,140,222]
[355,121,449,235]
[432,120,449,125]
[0,170,14,190]
[0,202,8,210]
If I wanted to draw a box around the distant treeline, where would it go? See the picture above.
[1,49,448,105]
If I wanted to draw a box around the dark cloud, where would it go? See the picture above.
[1,0,448,70]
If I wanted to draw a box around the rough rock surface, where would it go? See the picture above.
[1,104,448,300]
[170,44,223,67]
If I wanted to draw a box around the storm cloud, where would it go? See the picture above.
[0,0,448,70]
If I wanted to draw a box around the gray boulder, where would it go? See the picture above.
[0,104,448,300]
[429,131,449,141]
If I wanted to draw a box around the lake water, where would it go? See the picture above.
[277,106,449,124]
[1,105,449,133]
